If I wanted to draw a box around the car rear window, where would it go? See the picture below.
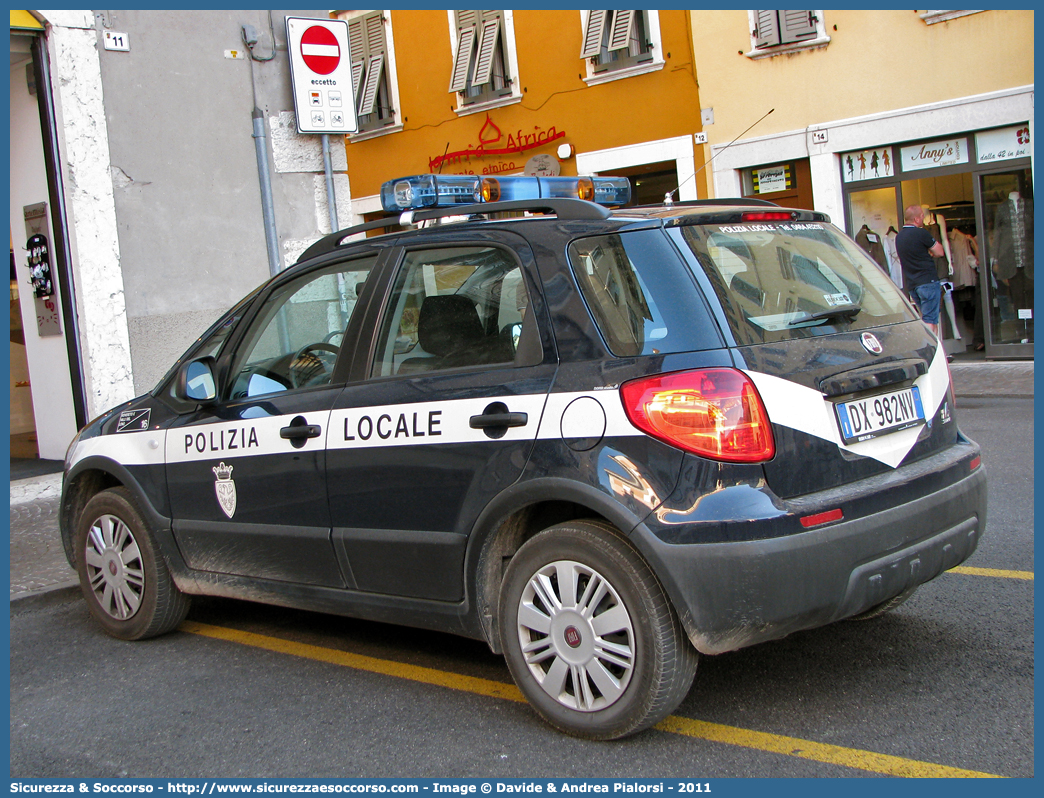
[669,222,917,346]
[567,229,721,357]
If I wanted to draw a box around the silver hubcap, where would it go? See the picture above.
[84,514,145,620]
[516,560,635,711]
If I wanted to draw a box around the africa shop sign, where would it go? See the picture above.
[428,114,565,174]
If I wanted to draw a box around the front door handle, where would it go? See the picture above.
[280,415,321,449]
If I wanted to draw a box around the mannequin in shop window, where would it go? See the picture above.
[991,191,1034,324]
[884,225,902,288]
[922,206,962,342]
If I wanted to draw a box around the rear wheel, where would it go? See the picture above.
[499,520,697,740]
[74,487,190,640]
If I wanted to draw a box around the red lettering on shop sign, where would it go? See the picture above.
[428,114,566,172]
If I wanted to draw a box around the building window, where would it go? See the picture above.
[343,10,398,135]
[580,10,654,74]
[448,10,514,107]
[746,10,829,58]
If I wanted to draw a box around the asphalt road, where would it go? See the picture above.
[9,398,1033,779]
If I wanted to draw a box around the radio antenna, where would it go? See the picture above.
[665,108,775,205]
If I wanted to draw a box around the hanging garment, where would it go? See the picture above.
[884,229,903,288]
[854,225,889,272]
[947,228,977,288]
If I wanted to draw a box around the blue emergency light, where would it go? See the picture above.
[380,174,631,212]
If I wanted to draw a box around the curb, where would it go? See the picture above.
[10,583,80,614]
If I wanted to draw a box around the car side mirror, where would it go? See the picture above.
[176,357,218,405]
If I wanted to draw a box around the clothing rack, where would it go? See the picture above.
[930,203,977,234]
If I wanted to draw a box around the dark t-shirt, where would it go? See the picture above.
[895,225,938,289]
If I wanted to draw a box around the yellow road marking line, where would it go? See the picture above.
[181,620,1003,778]
[948,566,1033,580]
[655,716,1000,778]
[180,620,525,703]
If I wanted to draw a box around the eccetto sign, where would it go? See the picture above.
[285,17,358,134]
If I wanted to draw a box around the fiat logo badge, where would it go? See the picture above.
[860,332,884,355]
[564,626,582,648]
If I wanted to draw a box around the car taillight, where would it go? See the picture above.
[620,369,775,463]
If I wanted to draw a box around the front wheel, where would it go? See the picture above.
[499,520,697,740]
[74,487,190,640]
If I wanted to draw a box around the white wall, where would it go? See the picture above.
[43,11,136,418]
[9,44,79,460]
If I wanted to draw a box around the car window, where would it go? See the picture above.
[227,258,375,399]
[672,222,917,346]
[371,246,535,378]
[567,229,721,357]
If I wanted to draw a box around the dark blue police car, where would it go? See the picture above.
[61,174,987,739]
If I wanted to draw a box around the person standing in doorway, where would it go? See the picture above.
[896,204,946,337]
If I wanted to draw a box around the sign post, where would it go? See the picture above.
[285,17,357,134]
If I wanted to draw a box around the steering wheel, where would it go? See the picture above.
[289,342,339,388]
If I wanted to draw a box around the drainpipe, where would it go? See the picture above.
[252,106,281,277]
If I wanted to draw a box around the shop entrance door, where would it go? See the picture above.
[978,168,1033,359]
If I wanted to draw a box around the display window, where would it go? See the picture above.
[842,127,1031,359]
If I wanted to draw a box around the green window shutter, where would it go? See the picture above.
[471,17,502,86]
[753,10,781,48]
[348,12,387,114]
[607,10,635,51]
[448,17,476,92]
[780,10,817,44]
[358,54,385,116]
[580,10,608,58]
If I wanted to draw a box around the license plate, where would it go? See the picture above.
[835,385,925,444]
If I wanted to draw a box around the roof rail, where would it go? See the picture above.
[297,198,611,264]
[634,198,782,208]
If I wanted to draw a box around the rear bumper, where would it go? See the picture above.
[632,441,987,655]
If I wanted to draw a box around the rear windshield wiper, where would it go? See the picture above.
[788,303,862,326]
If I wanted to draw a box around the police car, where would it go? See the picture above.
[61,173,987,740]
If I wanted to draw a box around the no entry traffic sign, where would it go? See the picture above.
[300,25,340,75]
[285,17,357,134]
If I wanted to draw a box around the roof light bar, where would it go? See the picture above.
[380,174,630,212]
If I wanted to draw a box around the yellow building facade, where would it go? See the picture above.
[691,9,1034,359]
[334,10,707,216]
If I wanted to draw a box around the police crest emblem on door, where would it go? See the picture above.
[212,462,237,518]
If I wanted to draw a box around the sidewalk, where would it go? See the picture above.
[8,359,1032,604]
[10,470,77,602]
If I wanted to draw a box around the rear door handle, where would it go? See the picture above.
[280,415,321,448]
[470,401,528,440]
[470,412,528,429]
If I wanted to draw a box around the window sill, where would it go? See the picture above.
[745,35,831,60]
[919,10,984,25]
[454,93,523,117]
[348,123,404,143]
[583,58,664,87]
